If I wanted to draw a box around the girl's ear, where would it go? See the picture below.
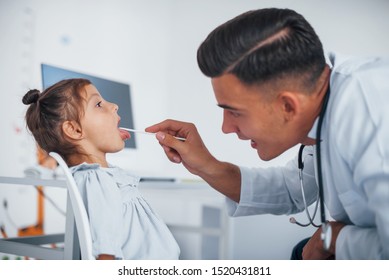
[62,121,83,140]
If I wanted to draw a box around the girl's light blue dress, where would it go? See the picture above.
[70,163,180,259]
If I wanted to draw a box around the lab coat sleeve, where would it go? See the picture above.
[336,170,389,259]
[226,145,319,217]
[332,69,389,259]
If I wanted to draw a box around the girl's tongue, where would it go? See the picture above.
[119,128,131,140]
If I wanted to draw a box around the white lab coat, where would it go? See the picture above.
[226,52,389,259]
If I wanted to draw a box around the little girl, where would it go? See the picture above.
[22,78,180,260]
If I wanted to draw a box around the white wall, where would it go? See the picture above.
[1,0,389,259]
[0,0,176,178]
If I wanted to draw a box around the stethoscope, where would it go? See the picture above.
[289,86,332,251]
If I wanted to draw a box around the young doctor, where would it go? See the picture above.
[146,8,389,259]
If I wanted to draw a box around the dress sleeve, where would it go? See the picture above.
[74,168,124,259]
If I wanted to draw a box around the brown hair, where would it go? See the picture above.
[22,78,91,163]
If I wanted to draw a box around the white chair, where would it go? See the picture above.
[49,152,94,260]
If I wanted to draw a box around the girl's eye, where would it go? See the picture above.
[96,101,102,108]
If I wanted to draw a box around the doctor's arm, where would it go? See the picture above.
[302,221,346,260]
[146,119,241,202]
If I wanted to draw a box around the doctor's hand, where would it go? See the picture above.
[146,119,217,176]
[147,119,242,202]
[302,221,346,260]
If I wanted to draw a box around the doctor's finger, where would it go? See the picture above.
[146,119,196,138]
[156,132,188,153]
[161,144,182,163]
[146,119,187,131]
[156,132,190,164]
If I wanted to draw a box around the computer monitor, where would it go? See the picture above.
[41,64,136,148]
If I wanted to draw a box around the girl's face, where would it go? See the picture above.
[78,84,130,163]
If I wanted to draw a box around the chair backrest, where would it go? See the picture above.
[49,152,94,260]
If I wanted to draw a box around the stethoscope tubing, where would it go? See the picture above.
[294,86,332,250]
[297,145,320,228]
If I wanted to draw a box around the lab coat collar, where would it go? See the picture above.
[307,117,319,140]
[307,51,335,141]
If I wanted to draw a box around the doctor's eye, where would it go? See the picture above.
[96,101,103,108]
[229,111,241,118]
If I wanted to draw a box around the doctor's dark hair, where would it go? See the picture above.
[197,8,326,91]
[22,78,91,163]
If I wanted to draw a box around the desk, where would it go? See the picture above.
[0,176,80,260]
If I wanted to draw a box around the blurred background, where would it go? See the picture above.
[1,0,388,260]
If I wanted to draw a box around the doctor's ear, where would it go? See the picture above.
[62,120,83,140]
[277,92,300,122]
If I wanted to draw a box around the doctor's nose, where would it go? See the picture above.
[221,111,238,134]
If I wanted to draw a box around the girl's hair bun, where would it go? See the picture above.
[23,89,41,105]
